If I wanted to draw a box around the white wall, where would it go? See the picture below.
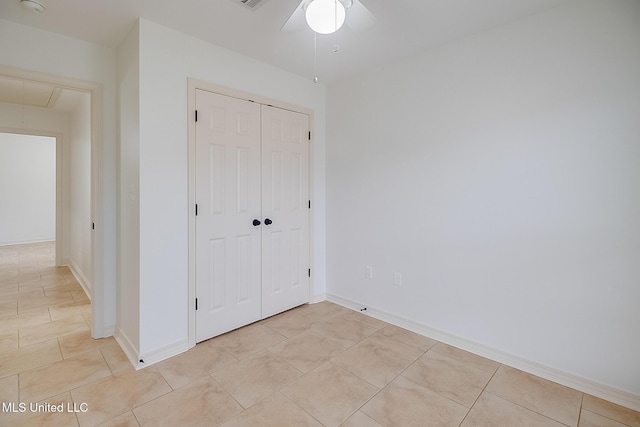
[66,93,93,291]
[0,132,56,245]
[130,19,326,359]
[327,0,640,403]
[116,22,141,357]
[0,19,118,336]
[0,102,68,259]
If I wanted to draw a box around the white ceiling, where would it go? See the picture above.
[0,0,570,83]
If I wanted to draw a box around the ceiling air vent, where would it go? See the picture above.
[233,0,269,10]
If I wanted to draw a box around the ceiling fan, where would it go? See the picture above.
[281,0,376,34]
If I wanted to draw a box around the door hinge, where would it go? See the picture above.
[92,222,95,230]
[308,268,311,278]
[195,110,198,122]
[195,298,198,310]
[308,131,311,141]
[308,200,311,209]
[195,204,198,216]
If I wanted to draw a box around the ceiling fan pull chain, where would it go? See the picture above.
[313,31,319,83]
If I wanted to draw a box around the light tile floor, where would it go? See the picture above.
[1,242,639,426]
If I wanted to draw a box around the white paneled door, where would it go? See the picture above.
[261,105,310,318]
[195,90,262,342]
[195,90,310,342]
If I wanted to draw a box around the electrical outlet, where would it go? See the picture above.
[393,272,402,286]
[365,265,373,279]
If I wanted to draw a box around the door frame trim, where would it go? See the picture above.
[0,64,106,338]
[187,78,315,348]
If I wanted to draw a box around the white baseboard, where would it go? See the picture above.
[0,239,55,246]
[66,258,92,301]
[101,324,116,337]
[113,328,141,370]
[138,339,190,370]
[114,328,190,371]
[310,293,327,304]
[326,293,640,412]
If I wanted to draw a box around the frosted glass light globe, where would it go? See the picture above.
[305,0,346,34]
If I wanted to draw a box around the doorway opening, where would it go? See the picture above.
[0,66,105,337]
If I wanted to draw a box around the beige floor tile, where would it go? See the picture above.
[58,330,115,359]
[82,313,92,327]
[20,349,112,402]
[44,283,84,296]
[460,392,565,427]
[262,309,326,338]
[72,290,90,304]
[0,283,19,296]
[0,339,62,378]
[367,324,437,359]
[207,322,286,360]
[156,343,237,390]
[1,288,45,303]
[361,375,468,427]
[213,350,302,408]
[582,395,640,427]
[96,411,140,427]
[0,309,51,334]
[485,365,582,426]
[19,315,89,347]
[72,369,171,426]
[335,310,389,331]
[50,301,92,322]
[331,339,413,388]
[298,301,353,321]
[221,392,322,427]
[38,260,56,268]
[0,392,80,427]
[430,343,500,374]
[268,329,347,373]
[40,267,71,279]
[281,362,378,427]
[18,293,76,313]
[579,409,629,427]
[0,330,19,351]
[19,277,67,291]
[100,343,135,376]
[16,272,43,284]
[0,374,18,404]
[341,410,385,427]
[0,300,17,317]
[402,350,493,407]
[133,376,243,426]
[312,316,380,349]
[0,273,19,284]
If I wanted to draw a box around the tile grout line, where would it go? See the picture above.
[341,342,434,426]
[456,361,501,426]
[577,392,584,426]
[478,385,579,426]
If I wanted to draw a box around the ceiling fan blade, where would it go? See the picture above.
[280,0,308,32]
[345,0,376,32]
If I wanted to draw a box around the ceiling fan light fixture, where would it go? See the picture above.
[305,0,346,35]
[20,0,45,14]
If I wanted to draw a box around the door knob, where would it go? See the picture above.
[264,218,273,225]
[252,219,261,226]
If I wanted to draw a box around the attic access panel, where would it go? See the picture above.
[231,0,270,10]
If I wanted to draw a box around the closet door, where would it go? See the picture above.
[195,90,262,342]
[261,105,311,318]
